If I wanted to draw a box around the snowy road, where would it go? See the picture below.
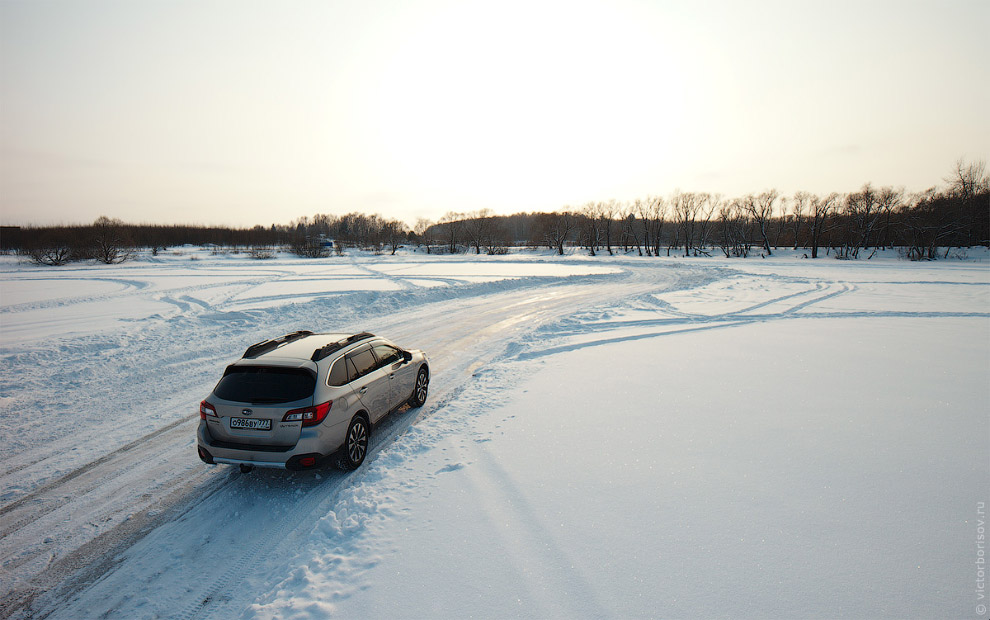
[0,251,663,618]
[1,249,987,619]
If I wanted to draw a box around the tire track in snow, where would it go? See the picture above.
[780,282,852,314]
[0,413,197,531]
[195,267,716,619]
[0,415,229,618]
[513,320,757,361]
[346,255,419,290]
[5,261,708,620]
[173,285,642,619]
[1,467,232,620]
[455,440,612,618]
[720,280,828,316]
[0,278,149,315]
[508,274,990,363]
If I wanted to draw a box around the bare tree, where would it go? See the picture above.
[363,214,386,253]
[945,158,989,246]
[25,231,76,265]
[741,189,778,256]
[771,196,789,249]
[620,202,642,255]
[538,211,576,255]
[436,212,464,254]
[806,192,837,259]
[382,219,405,255]
[291,236,330,257]
[414,218,435,253]
[482,217,509,255]
[840,183,886,258]
[875,187,903,252]
[789,192,809,250]
[91,216,133,264]
[945,158,989,199]
[580,202,605,256]
[462,209,494,255]
[635,195,666,257]
[600,199,618,255]
[695,193,720,254]
[717,201,749,257]
[311,213,334,238]
[671,191,700,257]
[903,188,966,260]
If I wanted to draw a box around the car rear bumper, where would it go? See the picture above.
[197,421,341,470]
[213,455,288,469]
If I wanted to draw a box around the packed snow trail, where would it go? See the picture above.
[0,254,703,618]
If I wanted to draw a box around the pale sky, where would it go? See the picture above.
[2,0,988,228]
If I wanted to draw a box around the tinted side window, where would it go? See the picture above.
[346,357,359,381]
[214,366,315,404]
[327,358,349,386]
[347,348,377,379]
[372,344,402,367]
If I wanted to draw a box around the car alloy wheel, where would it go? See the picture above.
[411,368,429,407]
[342,416,369,469]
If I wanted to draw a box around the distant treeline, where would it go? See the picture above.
[3,159,987,264]
[1,213,413,264]
[2,220,290,265]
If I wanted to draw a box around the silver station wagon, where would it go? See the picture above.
[197,331,429,472]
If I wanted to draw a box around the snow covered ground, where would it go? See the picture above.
[1,247,987,619]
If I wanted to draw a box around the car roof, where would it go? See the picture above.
[236,331,379,365]
[268,333,352,360]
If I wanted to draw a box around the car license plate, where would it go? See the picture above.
[230,417,271,431]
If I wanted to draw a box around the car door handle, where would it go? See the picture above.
[359,387,368,394]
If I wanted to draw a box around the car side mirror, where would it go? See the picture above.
[402,351,413,363]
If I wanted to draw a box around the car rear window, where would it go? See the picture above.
[213,366,315,404]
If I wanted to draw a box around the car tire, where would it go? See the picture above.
[408,367,429,408]
[338,415,370,470]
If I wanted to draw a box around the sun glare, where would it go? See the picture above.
[1,0,986,225]
[362,0,693,211]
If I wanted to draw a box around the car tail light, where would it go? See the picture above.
[283,401,332,427]
[200,401,218,419]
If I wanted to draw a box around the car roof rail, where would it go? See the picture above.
[242,330,314,358]
[310,331,375,362]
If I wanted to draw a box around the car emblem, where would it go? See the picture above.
[242,408,253,415]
